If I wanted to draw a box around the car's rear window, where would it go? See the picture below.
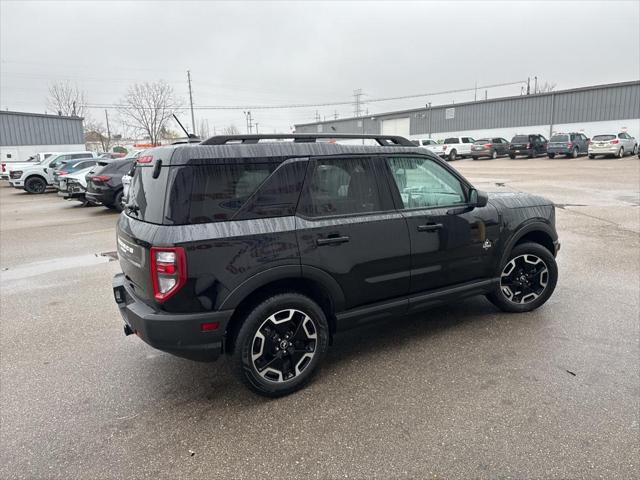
[592,135,615,141]
[550,135,569,142]
[444,138,459,144]
[474,139,490,144]
[511,135,529,143]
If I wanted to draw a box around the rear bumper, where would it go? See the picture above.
[547,148,571,155]
[588,147,618,155]
[509,148,535,156]
[112,273,233,362]
[86,191,113,205]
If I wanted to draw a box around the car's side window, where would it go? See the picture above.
[301,157,382,217]
[387,156,466,209]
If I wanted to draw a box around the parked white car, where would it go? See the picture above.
[1,152,59,180]
[57,166,94,205]
[411,138,439,149]
[428,136,476,161]
[8,151,97,194]
[588,132,638,159]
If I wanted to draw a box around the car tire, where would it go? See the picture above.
[509,154,516,159]
[233,292,330,397]
[547,153,555,159]
[24,176,47,194]
[588,154,595,159]
[491,150,498,159]
[570,147,578,158]
[471,156,478,160]
[487,242,558,313]
[448,149,457,161]
[633,144,638,155]
[617,147,624,158]
[113,191,124,212]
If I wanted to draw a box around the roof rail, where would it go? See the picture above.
[199,133,415,147]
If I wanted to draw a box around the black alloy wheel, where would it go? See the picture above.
[487,242,558,313]
[25,176,47,194]
[234,293,329,397]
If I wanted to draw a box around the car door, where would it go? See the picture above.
[296,156,411,311]
[383,155,501,295]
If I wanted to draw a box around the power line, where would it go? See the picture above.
[81,80,525,112]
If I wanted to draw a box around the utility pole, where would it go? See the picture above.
[534,76,538,95]
[243,111,253,134]
[474,80,477,101]
[187,70,196,135]
[104,109,111,150]
[315,110,321,122]
[353,89,363,117]
[255,123,259,134]
[334,110,338,120]
[526,77,531,95]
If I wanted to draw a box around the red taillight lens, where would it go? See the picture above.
[138,155,153,164]
[611,139,619,144]
[567,143,573,148]
[201,322,220,332]
[1,164,5,172]
[92,175,111,182]
[59,171,68,176]
[484,143,492,148]
[150,247,186,302]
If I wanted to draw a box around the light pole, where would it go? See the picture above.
[427,102,432,139]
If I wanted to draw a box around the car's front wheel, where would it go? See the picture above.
[487,242,558,313]
[24,176,47,194]
[233,293,330,397]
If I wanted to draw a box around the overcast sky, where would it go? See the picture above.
[1,0,639,135]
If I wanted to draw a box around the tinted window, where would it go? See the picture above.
[512,135,529,143]
[551,135,569,142]
[461,137,474,143]
[302,157,382,217]
[163,162,278,225]
[387,156,465,208]
[70,153,90,159]
[474,139,490,144]
[235,160,307,220]
[593,135,615,141]
[100,159,133,174]
[444,138,459,144]
[492,138,502,143]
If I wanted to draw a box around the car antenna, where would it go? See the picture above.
[173,114,197,139]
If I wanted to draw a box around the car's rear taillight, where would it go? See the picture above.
[1,164,5,172]
[567,143,573,148]
[484,143,492,148]
[611,139,619,144]
[92,175,111,182]
[59,171,68,176]
[138,155,153,164]
[150,247,187,302]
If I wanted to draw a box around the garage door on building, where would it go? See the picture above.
[381,117,410,136]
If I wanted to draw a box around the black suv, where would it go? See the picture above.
[509,134,548,158]
[113,134,560,397]
[85,157,135,211]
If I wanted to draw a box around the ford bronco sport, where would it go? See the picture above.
[113,134,560,397]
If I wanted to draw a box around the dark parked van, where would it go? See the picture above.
[113,134,560,396]
[509,134,548,158]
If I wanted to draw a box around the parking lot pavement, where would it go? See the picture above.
[1,157,639,479]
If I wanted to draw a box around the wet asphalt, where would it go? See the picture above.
[1,156,638,479]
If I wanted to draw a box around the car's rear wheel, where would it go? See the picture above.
[633,144,638,155]
[233,293,330,397]
[617,147,624,158]
[588,154,595,159]
[491,150,498,159]
[487,242,558,313]
[548,153,555,159]
[509,154,516,159]
[570,147,578,158]
[471,156,478,160]
[24,176,47,194]
[448,149,457,161]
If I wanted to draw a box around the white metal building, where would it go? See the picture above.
[0,111,85,163]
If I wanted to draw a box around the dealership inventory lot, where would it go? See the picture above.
[1,157,639,479]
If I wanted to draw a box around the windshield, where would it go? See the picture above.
[550,135,569,142]
[593,135,615,141]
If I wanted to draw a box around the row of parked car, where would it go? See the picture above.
[412,132,639,161]
[0,150,139,210]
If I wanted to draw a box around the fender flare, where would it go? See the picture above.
[497,220,556,272]
[24,173,48,184]
[218,264,346,313]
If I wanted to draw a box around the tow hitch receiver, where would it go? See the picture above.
[123,324,134,336]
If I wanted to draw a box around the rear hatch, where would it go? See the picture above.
[549,134,569,149]
[591,134,616,148]
[510,135,530,149]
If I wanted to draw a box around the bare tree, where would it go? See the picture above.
[118,81,180,146]
[84,120,112,152]
[222,124,240,135]
[47,81,87,117]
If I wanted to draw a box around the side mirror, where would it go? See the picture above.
[469,188,488,208]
